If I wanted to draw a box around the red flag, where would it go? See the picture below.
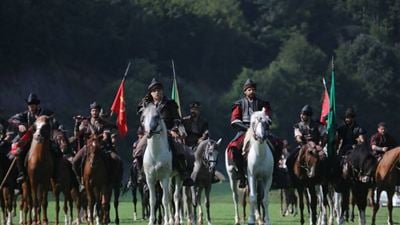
[111,80,128,137]
[320,78,330,125]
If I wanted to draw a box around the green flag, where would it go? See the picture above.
[327,59,336,158]
[171,60,182,117]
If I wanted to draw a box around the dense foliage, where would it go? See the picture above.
[1,0,399,158]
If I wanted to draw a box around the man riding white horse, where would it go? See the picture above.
[136,78,194,186]
[226,79,272,188]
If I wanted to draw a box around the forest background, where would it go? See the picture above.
[1,0,399,170]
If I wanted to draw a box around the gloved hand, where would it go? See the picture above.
[10,143,22,156]
[7,152,15,160]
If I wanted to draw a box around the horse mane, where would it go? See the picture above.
[195,140,208,158]
[142,104,167,136]
[243,126,254,151]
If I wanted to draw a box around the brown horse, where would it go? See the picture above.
[109,151,123,225]
[371,146,400,225]
[27,115,54,225]
[82,134,111,225]
[0,146,18,225]
[292,141,326,225]
[51,129,79,225]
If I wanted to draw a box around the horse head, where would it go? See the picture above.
[349,144,377,183]
[52,129,70,154]
[299,141,325,178]
[32,115,52,142]
[249,107,271,142]
[142,104,166,138]
[202,138,222,173]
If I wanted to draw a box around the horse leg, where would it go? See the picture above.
[113,186,120,225]
[247,175,256,225]
[297,187,305,225]
[54,190,60,225]
[131,185,137,221]
[262,179,272,225]
[159,178,172,225]
[3,187,13,225]
[198,187,203,225]
[173,178,182,225]
[349,193,354,222]
[205,185,212,225]
[146,177,156,225]
[42,188,49,225]
[353,186,367,225]
[307,186,318,225]
[182,187,192,225]
[340,189,349,225]
[101,186,111,225]
[62,196,68,225]
[190,186,198,225]
[1,189,6,225]
[86,189,94,225]
[228,171,240,225]
[371,188,380,225]
[386,189,394,225]
[316,185,325,225]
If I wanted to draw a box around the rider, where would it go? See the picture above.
[286,105,326,179]
[0,108,9,140]
[226,78,272,188]
[72,101,117,190]
[182,101,209,148]
[8,93,59,183]
[137,78,194,186]
[370,122,397,159]
[131,126,145,185]
[337,107,366,156]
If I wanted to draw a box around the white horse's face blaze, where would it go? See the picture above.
[204,140,219,173]
[250,111,271,141]
[33,117,50,142]
[142,105,163,137]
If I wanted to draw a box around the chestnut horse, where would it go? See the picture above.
[82,134,111,225]
[27,115,54,225]
[292,141,326,225]
[0,145,18,225]
[372,146,400,225]
[51,129,79,225]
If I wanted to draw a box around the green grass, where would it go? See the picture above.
[12,183,400,225]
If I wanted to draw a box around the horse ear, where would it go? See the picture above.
[262,107,266,113]
[216,138,222,146]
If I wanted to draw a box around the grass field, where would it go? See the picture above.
[12,182,400,225]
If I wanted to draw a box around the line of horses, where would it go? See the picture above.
[1,109,399,225]
[0,115,124,225]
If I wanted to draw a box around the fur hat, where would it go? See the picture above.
[25,93,40,105]
[243,79,256,91]
[148,78,163,91]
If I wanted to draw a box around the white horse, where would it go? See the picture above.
[245,108,274,225]
[142,104,173,225]
[226,108,274,225]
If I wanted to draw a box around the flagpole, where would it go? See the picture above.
[123,61,132,80]
[171,59,182,116]
[110,61,131,117]
[171,59,176,79]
